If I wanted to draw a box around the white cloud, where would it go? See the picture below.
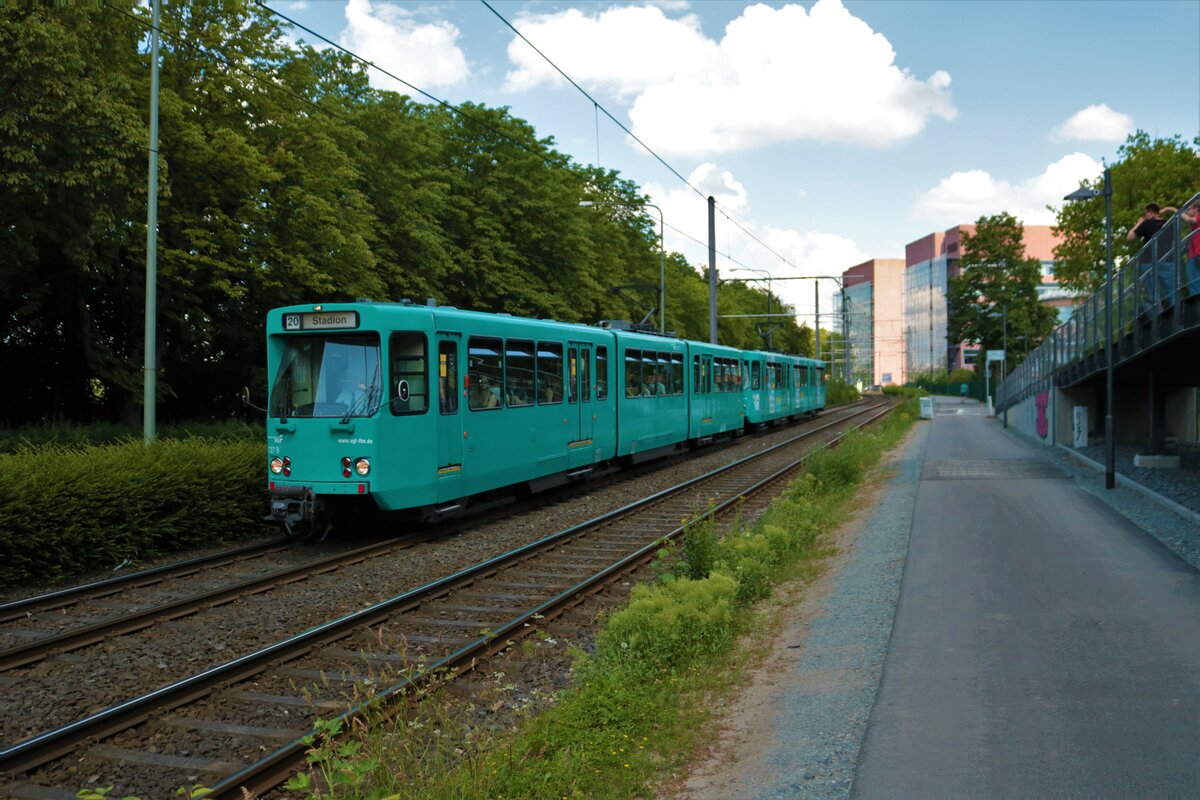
[339,0,469,92]
[504,0,955,157]
[1050,104,1134,143]
[912,152,1104,227]
[504,5,716,98]
[646,164,863,326]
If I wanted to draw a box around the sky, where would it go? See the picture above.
[270,0,1200,325]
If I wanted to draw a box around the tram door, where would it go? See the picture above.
[435,334,463,501]
[567,342,594,468]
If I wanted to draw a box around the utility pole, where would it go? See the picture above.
[707,196,717,343]
[143,0,162,446]
[814,282,820,361]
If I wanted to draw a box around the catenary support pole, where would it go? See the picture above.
[1104,167,1115,489]
[815,282,820,362]
[143,0,161,446]
[708,196,717,343]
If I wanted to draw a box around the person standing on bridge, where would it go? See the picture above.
[1182,201,1200,299]
[1129,202,1178,309]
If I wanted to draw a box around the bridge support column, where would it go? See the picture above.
[1147,366,1167,455]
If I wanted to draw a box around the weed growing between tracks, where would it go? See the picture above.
[284,401,919,799]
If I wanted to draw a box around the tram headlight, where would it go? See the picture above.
[270,457,284,474]
[354,457,371,477]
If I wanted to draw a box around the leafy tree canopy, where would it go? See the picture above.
[1053,131,1200,296]
[948,212,1058,372]
[0,2,810,425]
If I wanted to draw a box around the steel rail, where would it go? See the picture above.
[208,400,897,798]
[0,538,293,623]
[0,533,428,672]
[0,400,888,783]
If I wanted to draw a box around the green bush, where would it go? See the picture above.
[591,572,738,678]
[826,379,860,406]
[718,532,777,605]
[0,437,267,587]
[883,385,929,399]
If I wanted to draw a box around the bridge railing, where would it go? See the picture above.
[997,192,1200,413]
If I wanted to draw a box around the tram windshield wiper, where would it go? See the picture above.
[339,360,381,425]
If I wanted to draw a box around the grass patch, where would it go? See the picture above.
[282,400,920,799]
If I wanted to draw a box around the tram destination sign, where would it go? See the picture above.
[283,311,360,331]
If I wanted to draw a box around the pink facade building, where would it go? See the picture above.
[903,224,1066,375]
[842,258,906,386]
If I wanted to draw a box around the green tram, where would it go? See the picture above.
[264,301,826,532]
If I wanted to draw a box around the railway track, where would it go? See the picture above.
[0,399,894,799]
[0,534,445,673]
[0,400,870,674]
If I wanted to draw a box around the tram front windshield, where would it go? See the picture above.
[270,335,382,418]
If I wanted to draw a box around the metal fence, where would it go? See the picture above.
[996,192,1200,412]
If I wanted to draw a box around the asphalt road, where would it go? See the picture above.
[852,397,1200,798]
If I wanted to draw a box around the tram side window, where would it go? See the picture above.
[798,365,808,387]
[390,333,428,415]
[714,359,725,392]
[693,355,702,393]
[596,346,608,400]
[752,361,761,390]
[625,349,641,398]
[641,351,657,396]
[468,337,503,411]
[506,339,535,407]
[671,353,684,395]
[654,352,669,395]
[537,341,563,404]
[437,341,457,415]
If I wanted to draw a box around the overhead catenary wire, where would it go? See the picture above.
[479,0,705,203]
[255,0,592,183]
[106,2,371,132]
[260,0,800,280]
[480,0,821,278]
[120,0,795,285]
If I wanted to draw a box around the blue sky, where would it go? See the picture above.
[272,0,1200,320]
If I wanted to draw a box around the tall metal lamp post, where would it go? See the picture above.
[1064,168,1114,489]
[732,267,773,349]
[580,200,665,333]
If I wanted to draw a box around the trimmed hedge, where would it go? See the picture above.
[0,438,267,587]
[0,420,262,453]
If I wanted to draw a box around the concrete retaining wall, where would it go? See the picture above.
[1001,383,1197,447]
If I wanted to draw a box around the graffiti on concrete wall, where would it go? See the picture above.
[1035,391,1049,439]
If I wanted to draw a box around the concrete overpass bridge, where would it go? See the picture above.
[997,196,1200,460]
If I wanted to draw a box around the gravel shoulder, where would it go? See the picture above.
[663,420,927,800]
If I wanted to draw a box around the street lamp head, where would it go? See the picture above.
[577,200,595,207]
[1063,187,1102,202]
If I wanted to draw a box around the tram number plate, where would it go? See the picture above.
[284,311,359,331]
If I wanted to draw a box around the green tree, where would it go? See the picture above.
[948,212,1058,371]
[1053,131,1200,296]
[0,5,146,423]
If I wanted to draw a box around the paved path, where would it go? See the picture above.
[853,397,1200,797]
